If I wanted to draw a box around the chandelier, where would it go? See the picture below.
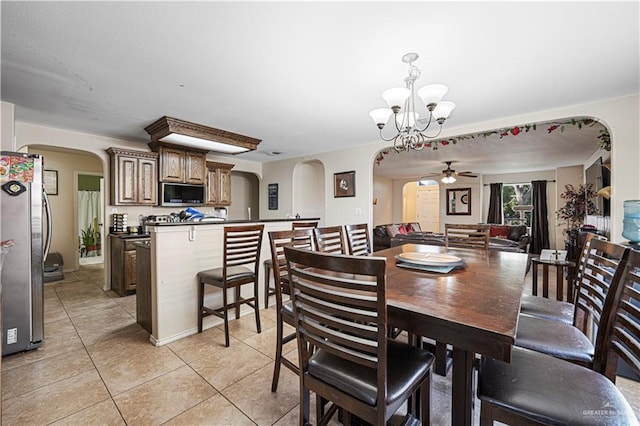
[369,53,455,153]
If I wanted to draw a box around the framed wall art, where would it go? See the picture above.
[334,171,355,198]
[268,183,278,210]
[43,169,58,195]
[446,188,471,215]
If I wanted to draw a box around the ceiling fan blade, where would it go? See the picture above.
[457,172,478,178]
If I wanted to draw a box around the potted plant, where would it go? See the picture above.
[80,226,98,256]
[556,183,599,233]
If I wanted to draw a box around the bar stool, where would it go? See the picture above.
[197,224,264,347]
[263,221,318,308]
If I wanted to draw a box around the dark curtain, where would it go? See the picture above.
[487,183,503,224]
[530,180,550,254]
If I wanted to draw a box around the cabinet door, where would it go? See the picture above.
[160,147,185,182]
[185,151,206,184]
[137,157,158,205]
[124,250,137,291]
[218,168,231,206]
[206,168,219,206]
[116,155,138,205]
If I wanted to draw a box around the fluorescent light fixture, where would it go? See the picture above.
[144,116,261,154]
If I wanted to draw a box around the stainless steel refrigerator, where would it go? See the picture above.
[1,152,52,356]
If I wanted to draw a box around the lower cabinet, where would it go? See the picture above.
[110,235,150,296]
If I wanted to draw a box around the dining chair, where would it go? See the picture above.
[197,224,264,347]
[313,225,346,254]
[344,223,372,256]
[520,232,606,324]
[284,246,434,425]
[477,248,640,425]
[515,239,630,368]
[444,223,490,251]
[267,228,315,392]
[263,221,319,308]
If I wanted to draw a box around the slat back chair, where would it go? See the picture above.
[515,239,630,368]
[284,247,433,425]
[444,223,490,251]
[267,228,315,392]
[313,225,346,254]
[478,248,640,425]
[264,221,319,308]
[292,221,319,230]
[599,248,640,381]
[520,232,607,324]
[197,224,264,347]
[344,223,372,256]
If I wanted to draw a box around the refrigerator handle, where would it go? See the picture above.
[43,190,52,260]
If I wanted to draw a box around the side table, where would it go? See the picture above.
[530,258,576,302]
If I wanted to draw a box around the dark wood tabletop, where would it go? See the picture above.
[374,243,528,426]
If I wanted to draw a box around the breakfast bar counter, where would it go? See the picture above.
[143,218,319,346]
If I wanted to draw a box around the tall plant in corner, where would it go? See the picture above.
[556,183,599,232]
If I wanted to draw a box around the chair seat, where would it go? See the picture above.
[516,314,594,364]
[478,346,637,425]
[520,294,574,325]
[308,339,434,407]
[198,265,254,284]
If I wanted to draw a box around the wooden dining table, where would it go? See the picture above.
[375,243,528,426]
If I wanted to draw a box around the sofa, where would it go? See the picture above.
[373,223,531,253]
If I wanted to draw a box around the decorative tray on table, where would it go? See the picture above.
[395,252,465,273]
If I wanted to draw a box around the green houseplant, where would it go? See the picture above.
[556,183,599,232]
[80,225,100,256]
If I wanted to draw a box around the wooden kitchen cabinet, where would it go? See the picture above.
[206,161,234,206]
[107,148,158,205]
[110,235,150,296]
[135,241,152,333]
[149,141,207,185]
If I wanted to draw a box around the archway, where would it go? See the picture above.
[292,160,325,223]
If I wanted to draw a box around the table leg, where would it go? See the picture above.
[542,264,549,298]
[556,266,563,301]
[532,262,538,296]
[451,347,475,426]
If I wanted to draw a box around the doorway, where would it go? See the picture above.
[77,172,104,266]
[417,181,440,232]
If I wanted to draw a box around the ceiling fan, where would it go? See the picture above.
[422,161,478,183]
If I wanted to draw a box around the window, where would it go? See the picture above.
[503,184,532,226]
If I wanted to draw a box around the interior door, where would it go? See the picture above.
[417,185,440,232]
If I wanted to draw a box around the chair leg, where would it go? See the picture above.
[264,263,271,309]
[222,287,230,347]
[271,310,284,392]
[197,280,204,333]
[234,285,241,319]
[301,386,310,426]
[254,279,262,333]
[421,371,431,423]
[480,402,495,426]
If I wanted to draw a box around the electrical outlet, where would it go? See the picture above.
[354,208,362,216]
[111,208,118,213]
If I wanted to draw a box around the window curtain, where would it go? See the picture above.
[487,183,503,224]
[530,180,550,254]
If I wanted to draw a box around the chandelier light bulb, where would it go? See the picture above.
[433,101,456,122]
[441,175,456,184]
[417,84,448,109]
[369,108,393,128]
[382,87,410,111]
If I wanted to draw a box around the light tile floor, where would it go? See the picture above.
[1,264,638,425]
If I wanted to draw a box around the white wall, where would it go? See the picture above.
[228,171,259,220]
[372,175,393,225]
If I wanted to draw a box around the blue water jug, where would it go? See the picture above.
[622,200,640,243]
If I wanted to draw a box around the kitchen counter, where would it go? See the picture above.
[150,218,319,226]
[142,218,319,346]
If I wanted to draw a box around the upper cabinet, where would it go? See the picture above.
[206,161,234,206]
[107,148,159,206]
[149,141,207,185]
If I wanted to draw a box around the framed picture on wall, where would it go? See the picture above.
[43,169,58,195]
[446,188,471,215]
[334,171,355,198]
[268,183,278,210]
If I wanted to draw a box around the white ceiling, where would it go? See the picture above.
[2,1,638,177]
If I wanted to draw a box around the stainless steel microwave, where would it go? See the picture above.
[160,182,205,207]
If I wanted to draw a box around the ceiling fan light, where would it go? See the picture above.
[433,101,456,120]
[417,84,448,108]
[382,87,410,109]
[441,175,456,184]
[369,108,393,127]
